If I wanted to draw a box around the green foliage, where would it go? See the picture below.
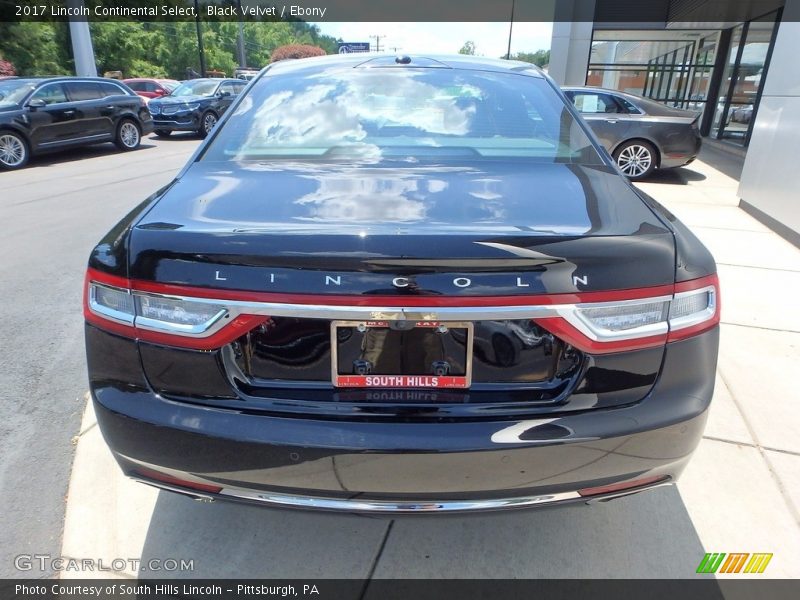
[0,22,72,75]
[459,41,476,56]
[0,20,338,78]
[509,50,551,67]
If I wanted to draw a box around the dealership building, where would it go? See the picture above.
[548,0,799,246]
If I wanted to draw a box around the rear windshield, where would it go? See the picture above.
[0,80,36,108]
[170,80,218,97]
[201,68,603,164]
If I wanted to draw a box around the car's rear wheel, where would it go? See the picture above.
[115,119,141,151]
[154,129,172,138]
[0,131,29,170]
[614,140,656,180]
[199,111,218,138]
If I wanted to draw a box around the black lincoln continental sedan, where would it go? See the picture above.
[0,77,153,170]
[84,54,720,514]
[147,78,246,138]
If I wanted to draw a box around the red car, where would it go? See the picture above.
[122,78,179,100]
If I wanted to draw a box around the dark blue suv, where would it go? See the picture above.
[147,78,246,138]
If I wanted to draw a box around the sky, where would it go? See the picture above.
[311,22,553,57]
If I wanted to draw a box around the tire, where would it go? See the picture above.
[115,119,141,151]
[154,129,172,138]
[198,111,218,138]
[613,140,657,180]
[0,131,30,170]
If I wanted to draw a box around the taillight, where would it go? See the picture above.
[534,274,719,353]
[667,275,720,342]
[84,268,266,350]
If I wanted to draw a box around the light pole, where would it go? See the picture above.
[370,34,385,53]
[236,0,246,68]
[67,0,97,76]
[506,0,515,60]
[193,0,206,77]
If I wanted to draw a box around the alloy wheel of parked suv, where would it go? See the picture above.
[614,140,656,180]
[0,131,29,170]
[200,112,217,138]
[115,120,141,151]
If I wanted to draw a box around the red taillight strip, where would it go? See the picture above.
[134,467,223,494]
[578,475,669,497]
[674,273,719,294]
[135,314,266,350]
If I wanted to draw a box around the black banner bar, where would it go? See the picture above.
[3,579,800,600]
[0,0,793,23]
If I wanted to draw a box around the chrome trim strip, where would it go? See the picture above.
[126,292,675,344]
[218,487,583,513]
[89,277,690,345]
[39,133,112,147]
[132,476,672,512]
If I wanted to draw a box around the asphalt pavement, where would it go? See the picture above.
[0,136,200,578]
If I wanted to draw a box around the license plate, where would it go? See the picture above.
[331,320,473,389]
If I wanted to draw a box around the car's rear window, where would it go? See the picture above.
[171,80,218,97]
[201,67,603,164]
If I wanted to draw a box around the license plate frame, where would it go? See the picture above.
[331,320,474,389]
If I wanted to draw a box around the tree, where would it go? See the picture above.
[0,23,71,75]
[459,41,476,56]
[509,49,550,68]
[0,21,339,79]
[269,43,326,63]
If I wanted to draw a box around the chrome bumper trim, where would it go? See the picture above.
[218,487,583,513]
[132,478,673,513]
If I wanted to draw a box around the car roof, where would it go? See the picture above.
[183,78,241,83]
[7,76,128,85]
[562,85,638,97]
[562,85,700,117]
[263,53,545,77]
[124,78,179,82]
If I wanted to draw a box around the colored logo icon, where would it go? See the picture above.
[697,553,773,574]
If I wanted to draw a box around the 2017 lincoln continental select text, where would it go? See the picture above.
[84,54,720,514]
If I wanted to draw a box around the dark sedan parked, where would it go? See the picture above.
[0,77,153,170]
[147,78,246,138]
[85,55,719,514]
[562,86,702,180]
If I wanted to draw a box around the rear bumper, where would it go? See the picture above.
[90,328,718,514]
[661,135,702,169]
[139,118,154,136]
